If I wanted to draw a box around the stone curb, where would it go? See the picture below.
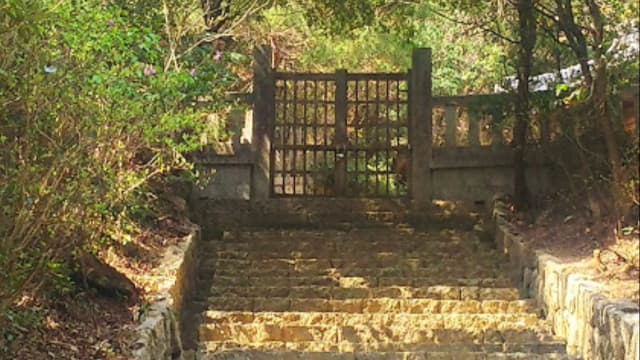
[132,223,201,360]
[491,194,639,360]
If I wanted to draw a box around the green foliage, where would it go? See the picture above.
[0,0,237,313]
[257,2,510,95]
[1,0,637,322]
[297,0,384,35]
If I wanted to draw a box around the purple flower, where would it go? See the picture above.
[108,19,115,27]
[190,67,197,77]
[214,50,222,61]
[143,65,157,77]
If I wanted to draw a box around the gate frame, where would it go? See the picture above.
[251,46,433,205]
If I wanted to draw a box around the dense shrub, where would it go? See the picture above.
[0,0,239,315]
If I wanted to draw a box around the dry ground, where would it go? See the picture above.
[0,195,192,360]
[506,194,640,301]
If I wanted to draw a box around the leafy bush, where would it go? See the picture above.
[0,0,237,315]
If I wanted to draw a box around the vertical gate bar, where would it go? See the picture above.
[398,78,404,197]
[303,80,308,195]
[323,150,328,195]
[335,69,348,196]
[355,81,359,193]
[386,79,391,146]
[386,79,391,196]
[444,104,457,147]
[313,80,318,195]
[314,80,318,146]
[364,79,369,195]
[375,80,380,196]
[292,80,298,195]
[355,80,359,145]
[324,80,329,145]
[396,79,401,148]
[394,149,400,197]
[280,79,288,194]
[269,81,277,196]
[324,81,328,194]
[374,149,379,196]
[282,148,286,194]
[283,79,288,147]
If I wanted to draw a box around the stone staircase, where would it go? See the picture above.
[190,225,573,359]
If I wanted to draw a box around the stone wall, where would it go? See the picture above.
[132,224,201,360]
[492,196,640,360]
[432,166,551,202]
[190,198,411,232]
[191,109,253,201]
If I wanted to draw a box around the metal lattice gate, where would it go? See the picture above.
[269,71,410,198]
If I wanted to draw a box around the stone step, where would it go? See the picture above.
[206,276,515,289]
[218,228,485,243]
[206,296,533,313]
[206,235,497,253]
[208,286,522,301]
[206,258,508,270]
[201,312,545,330]
[199,341,567,355]
[207,250,503,262]
[210,230,487,240]
[209,268,507,279]
[200,325,560,347]
[205,259,510,277]
[200,350,574,360]
[212,238,483,247]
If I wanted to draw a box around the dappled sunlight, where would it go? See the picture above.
[192,216,569,358]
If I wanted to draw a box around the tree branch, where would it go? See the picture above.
[426,5,519,44]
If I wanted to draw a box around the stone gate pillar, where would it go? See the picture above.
[409,48,433,210]
[251,45,274,200]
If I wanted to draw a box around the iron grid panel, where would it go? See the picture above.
[271,74,409,197]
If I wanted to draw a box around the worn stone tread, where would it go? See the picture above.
[207,276,515,289]
[202,311,548,326]
[208,286,521,301]
[199,323,560,344]
[205,297,535,313]
[206,257,509,268]
[208,265,509,278]
[200,350,575,360]
[199,341,567,354]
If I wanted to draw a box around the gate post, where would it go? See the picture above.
[251,45,274,200]
[409,48,433,209]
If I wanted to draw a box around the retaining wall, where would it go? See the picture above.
[492,196,639,360]
[132,224,200,360]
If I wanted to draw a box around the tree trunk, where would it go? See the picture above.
[585,0,626,214]
[201,0,229,33]
[555,0,594,86]
[513,0,537,209]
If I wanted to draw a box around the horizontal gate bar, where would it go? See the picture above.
[271,144,410,151]
[274,72,408,81]
[275,99,409,105]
